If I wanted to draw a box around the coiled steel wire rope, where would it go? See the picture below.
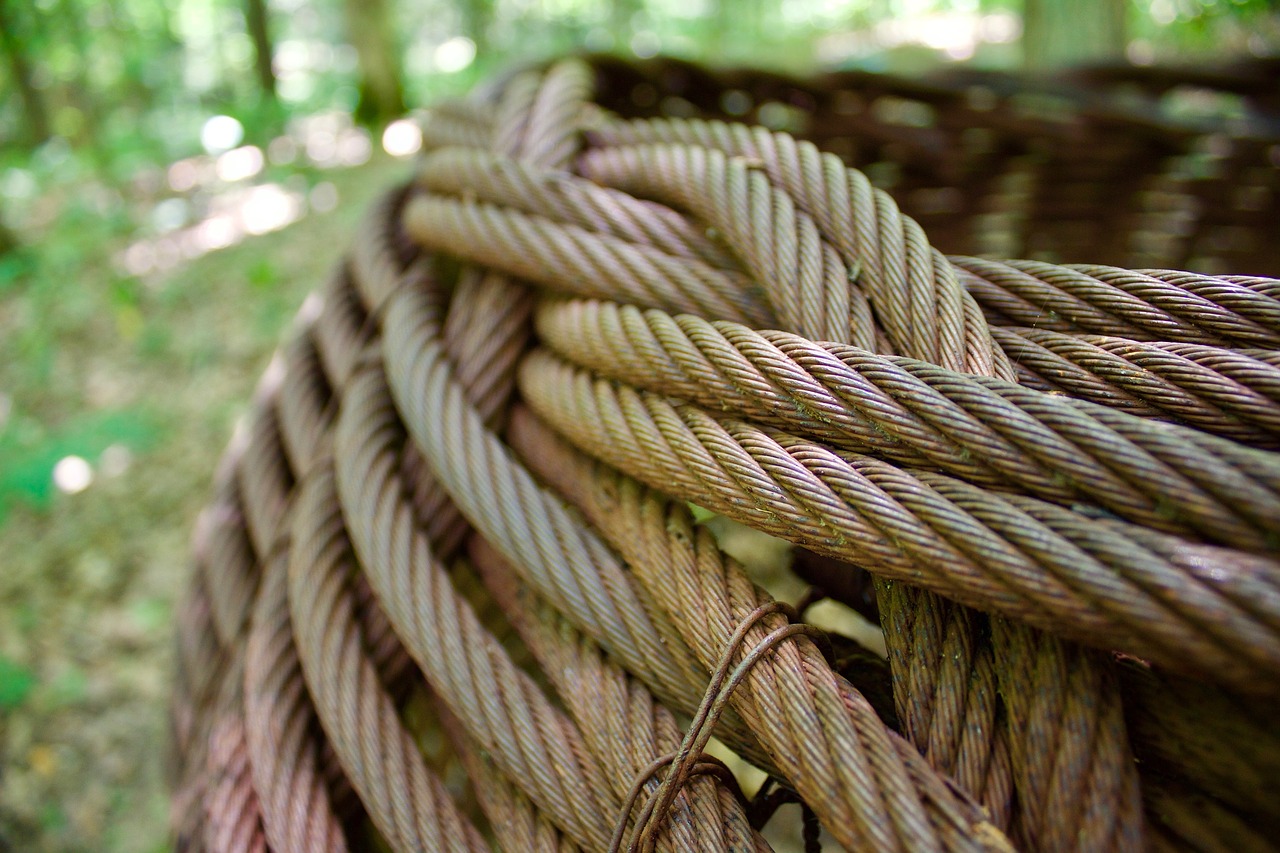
[173,55,1280,853]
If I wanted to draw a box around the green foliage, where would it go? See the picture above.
[0,656,35,710]
[0,408,162,523]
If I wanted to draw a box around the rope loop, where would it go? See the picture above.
[174,54,1280,853]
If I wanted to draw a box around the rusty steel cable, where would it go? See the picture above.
[288,463,492,853]
[174,54,1280,853]
[243,547,350,853]
[516,351,1280,691]
[334,348,775,849]
[527,299,1280,551]
[989,327,1280,447]
[468,536,771,853]
[875,582,1015,831]
[333,364,625,851]
[435,703,585,853]
[419,121,1152,850]
[505,408,1007,852]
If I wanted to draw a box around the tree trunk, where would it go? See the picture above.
[459,0,494,55]
[610,0,643,34]
[0,214,18,257]
[54,0,102,149]
[0,0,50,144]
[344,0,406,125]
[245,0,277,101]
[1023,0,1127,70]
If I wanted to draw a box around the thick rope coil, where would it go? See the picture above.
[583,117,1013,379]
[517,351,1280,691]
[174,55,1280,853]
[288,464,492,853]
[469,536,770,853]
[506,408,1009,852]
[243,548,349,853]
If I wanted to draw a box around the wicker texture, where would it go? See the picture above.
[171,56,1280,852]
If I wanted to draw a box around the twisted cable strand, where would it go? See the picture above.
[351,188,420,313]
[334,364,620,850]
[178,438,269,851]
[235,401,295,560]
[172,577,224,766]
[203,721,266,853]
[991,326,1280,446]
[252,263,422,840]
[469,535,770,853]
[516,351,1280,691]
[202,657,268,853]
[505,58,594,173]
[988,618,1143,851]
[953,258,1280,348]
[193,491,258,648]
[277,332,334,472]
[435,704,584,853]
[402,193,771,327]
[876,581,1014,831]
[505,406,1007,852]
[381,282,709,712]
[345,255,770,771]
[532,298,1280,550]
[417,147,740,270]
[243,547,349,853]
[171,577,226,851]
[400,58,598,555]
[578,141,870,347]
[583,118,1011,379]
[288,462,491,853]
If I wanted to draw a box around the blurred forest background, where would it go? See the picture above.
[0,0,1277,850]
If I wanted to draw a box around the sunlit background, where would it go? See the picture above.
[0,1,1277,850]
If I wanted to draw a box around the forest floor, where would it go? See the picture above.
[0,152,410,852]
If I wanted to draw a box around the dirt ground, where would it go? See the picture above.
[0,154,410,852]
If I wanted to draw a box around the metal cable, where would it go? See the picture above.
[333,364,620,851]
[173,54,1280,853]
[288,462,492,853]
[583,118,1011,378]
[506,407,1008,852]
[516,350,1280,692]
[530,298,1280,551]
[468,535,771,853]
[990,326,1280,447]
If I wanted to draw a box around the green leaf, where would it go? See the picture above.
[0,657,36,710]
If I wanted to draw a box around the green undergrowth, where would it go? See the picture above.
[0,152,408,852]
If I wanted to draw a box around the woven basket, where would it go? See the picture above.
[170,56,1280,853]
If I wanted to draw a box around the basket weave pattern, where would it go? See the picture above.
[170,56,1280,852]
